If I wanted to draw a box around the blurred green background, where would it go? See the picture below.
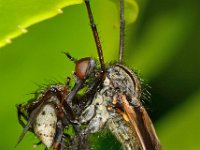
[0,0,200,149]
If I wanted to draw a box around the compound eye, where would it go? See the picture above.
[50,86,58,93]
[75,57,95,80]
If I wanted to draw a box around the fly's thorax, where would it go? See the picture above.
[107,64,142,106]
[33,103,57,148]
[79,64,142,134]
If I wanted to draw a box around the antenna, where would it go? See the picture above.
[118,0,125,64]
[62,52,77,63]
[84,0,105,72]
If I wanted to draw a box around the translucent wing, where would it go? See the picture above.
[121,95,162,150]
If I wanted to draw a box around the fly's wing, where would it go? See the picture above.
[121,95,146,150]
[121,95,162,150]
[140,107,162,150]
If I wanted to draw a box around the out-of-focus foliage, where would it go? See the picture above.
[0,0,83,48]
[0,0,200,149]
[157,89,200,150]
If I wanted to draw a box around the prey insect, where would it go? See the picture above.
[16,83,75,150]
[76,0,162,149]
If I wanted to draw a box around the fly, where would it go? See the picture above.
[15,0,162,149]
[77,0,162,149]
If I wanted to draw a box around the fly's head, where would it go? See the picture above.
[75,57,96,80]
[65,53,98,81]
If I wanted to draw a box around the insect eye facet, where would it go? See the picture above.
[75,57,95,80]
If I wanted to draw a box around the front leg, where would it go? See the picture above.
[79,104,100,134]
[53,120,64,150]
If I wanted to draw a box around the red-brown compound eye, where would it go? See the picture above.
[75,57,95,80]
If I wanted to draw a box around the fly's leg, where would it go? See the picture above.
[53,120,64,150]
[79,105,103,133]
[79,93,109,134]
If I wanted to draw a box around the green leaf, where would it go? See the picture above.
[0,0,83,48]
[124,0,139,24]
[0,0,138,49]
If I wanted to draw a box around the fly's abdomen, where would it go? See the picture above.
[33,104,57,148]
[108,115,139,150]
